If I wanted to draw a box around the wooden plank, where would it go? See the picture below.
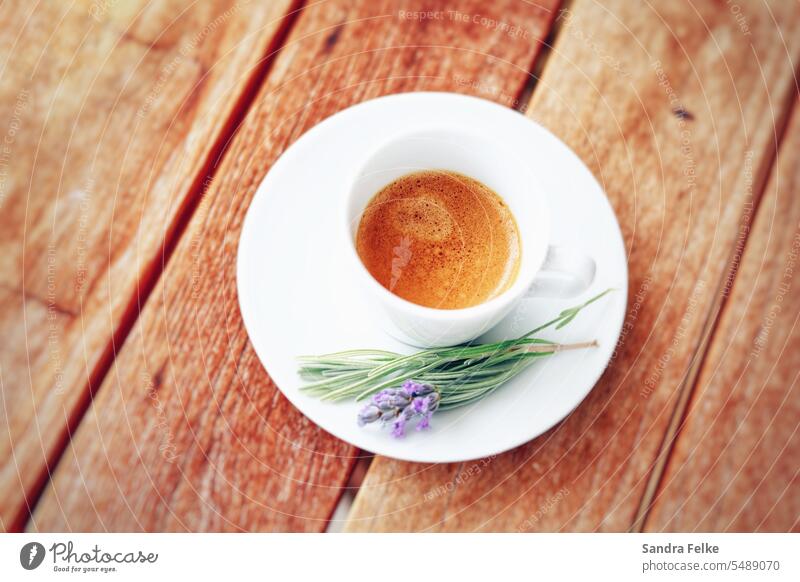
[345,0,800,532]
[644,99,800,532]
[30,0,561,531]
[0,0,299,531]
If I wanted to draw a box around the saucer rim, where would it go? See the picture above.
[237,91,629,463]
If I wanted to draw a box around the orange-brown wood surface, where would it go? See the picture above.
[0,0,296,532]
[3,0,798,534]
[28,0,561,532]
[644,99,800,532]
[344,0,800,531]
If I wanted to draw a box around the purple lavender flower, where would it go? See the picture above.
[412,398,425,414]
[380,408,399,423]
[417,415,432,431]
[415,392,440,432]
[391,415,408,438]
[356,382,440,437]
[402,380,434,397]
[357,404,381,427]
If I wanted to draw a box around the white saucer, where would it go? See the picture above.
[237,93,627,463]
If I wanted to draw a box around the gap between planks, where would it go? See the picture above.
[15,0,309,532]
[631,86,800,532]
[513,0,572,114]
[326,452,374,533]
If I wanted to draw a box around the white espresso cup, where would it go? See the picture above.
[343,127,595,347]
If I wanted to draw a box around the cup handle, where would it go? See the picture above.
[526,245,596,298]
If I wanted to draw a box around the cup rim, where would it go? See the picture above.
[342,126,549,321]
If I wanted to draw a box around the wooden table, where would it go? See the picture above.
[1,0,798,532]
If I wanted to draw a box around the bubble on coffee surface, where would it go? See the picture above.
[390,197,453,242]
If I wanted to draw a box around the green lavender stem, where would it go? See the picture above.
[298,289,613,409]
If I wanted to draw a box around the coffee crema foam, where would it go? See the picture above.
[356,170,521,309]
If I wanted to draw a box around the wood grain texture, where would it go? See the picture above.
[30,0,561,532]
[644,98,800,532]
[345,0,800,532]
[0,0,297,531]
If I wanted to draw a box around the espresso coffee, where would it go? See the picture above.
[356,170,521,309]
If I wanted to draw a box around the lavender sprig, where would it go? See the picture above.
[299,289,613,436]
[357,380,441,437]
